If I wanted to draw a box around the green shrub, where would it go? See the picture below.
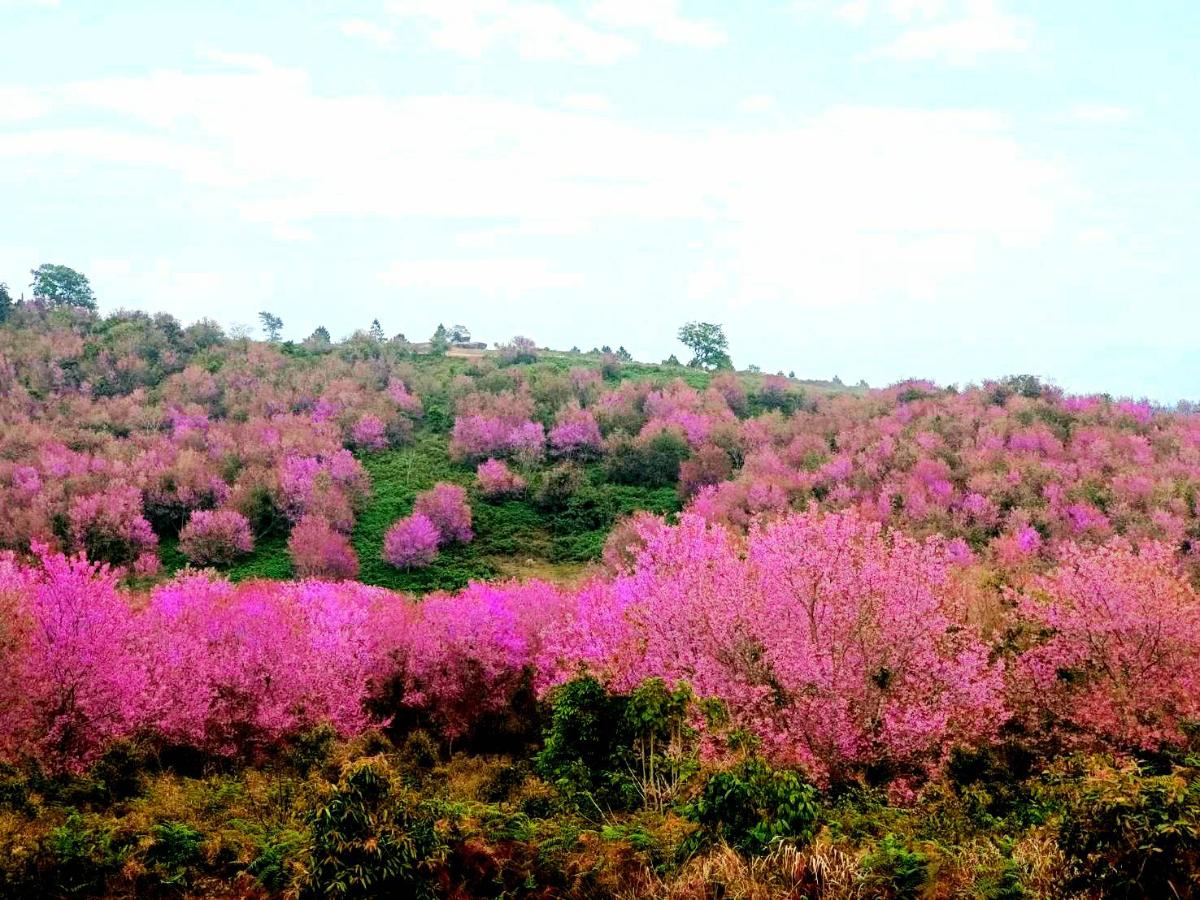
[533,463,585,512]
[146,820,204,886]
[86,740,148,803]
[537,676,702,814]
[286,725,337,775]
[248,828,306,892]
[1051,756,1200,898]
[603,431,690,488]
[624,679,700,812]
[974,848,1027,900]
[400,729,440,770]
[301,758,446,899]
[45,811,129,896]
[686,757,818,855]
[859,833,930,899]
[536,676,631,811]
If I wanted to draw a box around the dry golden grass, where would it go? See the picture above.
[623,839,867,900]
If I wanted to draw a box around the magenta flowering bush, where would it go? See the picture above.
[549,402,603,458]
[387,377,424,417]
[5,508,1200,786]
[138,576,392,757]
[177,509,254,567]
[0,547,144,773]
[288,514,360,581]
[540,510,1006,786]
[389,580,572,740]
[412,482,474,544]
[568,366,603,400]
[1015,540,1200,752]
[476,458,527,498]
[383,513,442,569]
[450,389,546,462]
[67,485,159,567]
[451,416,546,463]
[277,450,370,533]
[349,413,389,451]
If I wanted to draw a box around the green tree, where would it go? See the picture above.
[448,324,471,343]
[616,345,632,362]
[369,319,385,342]
[305,326,332,348]
[677,321,732,370]
[258,311,283,342]
[429,323,449,355]
[30,264,96,310]
[0,282,12,324]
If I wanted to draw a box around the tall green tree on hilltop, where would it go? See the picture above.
[258,311,284,342]
[677,321,732,370]
[30,264,96,310]
[430,323,450,355]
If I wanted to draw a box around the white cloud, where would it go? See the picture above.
[804,0,1030,64]
[379,0,722,63]
[1070,104,1132,124]
[740,94,777,112]
[87,259,236,315]
[0,86,49,120]
[585,0,726,48]
[386,0,636,64]
[832,0,870,27]
[340,18,397,48]
[381,258,583,294]
[888,0,948,22]
[455,219,591,249]
[1076,227,1114,245]
[562,92,613,112]
[708,106,1057,308]
[1,54,1068,311]
[865,0,1030,64]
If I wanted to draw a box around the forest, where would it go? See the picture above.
[2,293,1200,897]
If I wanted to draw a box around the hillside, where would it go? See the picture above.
[0,303,858,593]
[3,302,1200,897]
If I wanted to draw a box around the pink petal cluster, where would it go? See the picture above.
[0,548,144,772]
[349,413,389,452]
[382,513,442,569]
[413,482,474,544]
[476,458,527,498]
[288,514,360,581]
[67,485,159,566]
[549,402,603,457]
[177,509,254,566]
[1016,540,1200,751]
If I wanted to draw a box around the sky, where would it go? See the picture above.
[1,1,1197,400]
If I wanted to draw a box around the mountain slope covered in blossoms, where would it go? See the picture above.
[3,302,1200,897]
